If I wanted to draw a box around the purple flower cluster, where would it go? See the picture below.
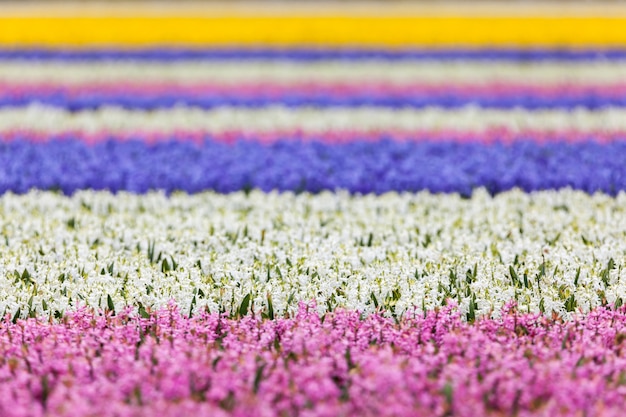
[5,70,626,111]
[1,137,625,195]
[2,92,623,111]
[1,47,624,62]
[2,303,626,417]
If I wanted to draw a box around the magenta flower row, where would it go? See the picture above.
[2,302,626,417]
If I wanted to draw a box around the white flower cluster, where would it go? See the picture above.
[3,104,626,135]
[1,60,625,84]
[1,188,625,319]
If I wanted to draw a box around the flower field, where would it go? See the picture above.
[3,2,626,416]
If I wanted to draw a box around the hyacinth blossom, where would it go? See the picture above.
[2,138,626,195]
[2,303,626,417]
[1,189,626,322]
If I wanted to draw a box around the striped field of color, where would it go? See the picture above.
[2,2,626,416]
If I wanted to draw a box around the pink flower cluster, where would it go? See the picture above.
[2,302,626,417]
[5,80,626,99]
[6,127,626,146]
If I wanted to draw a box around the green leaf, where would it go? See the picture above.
[253,363,266,394]
[345,347,355,370]
[189,295,197,318]
[467,293,476,323]
[21,269,32,284]
[40,375,50,409]
[442,382,454,408]
[565,294,577,312]
[238,293,251,317]
[509,266,519,286]
[370,292,379,309]
[138,303,150,319]
[422,233,432,248]
[107,294,115,313]
[161,258,171,273]
[266,293,274,320]
[12,308,20,324]
[147,240,157,264]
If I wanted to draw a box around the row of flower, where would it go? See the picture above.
[2,59,626,84]
[1,189,625,321]
[7,83,626,109]
[2,303,626,417]
[0,138,625,194]
[3,47,626,60]
[6,105,626,134]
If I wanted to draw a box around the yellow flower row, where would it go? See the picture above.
[2,16,626,47]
